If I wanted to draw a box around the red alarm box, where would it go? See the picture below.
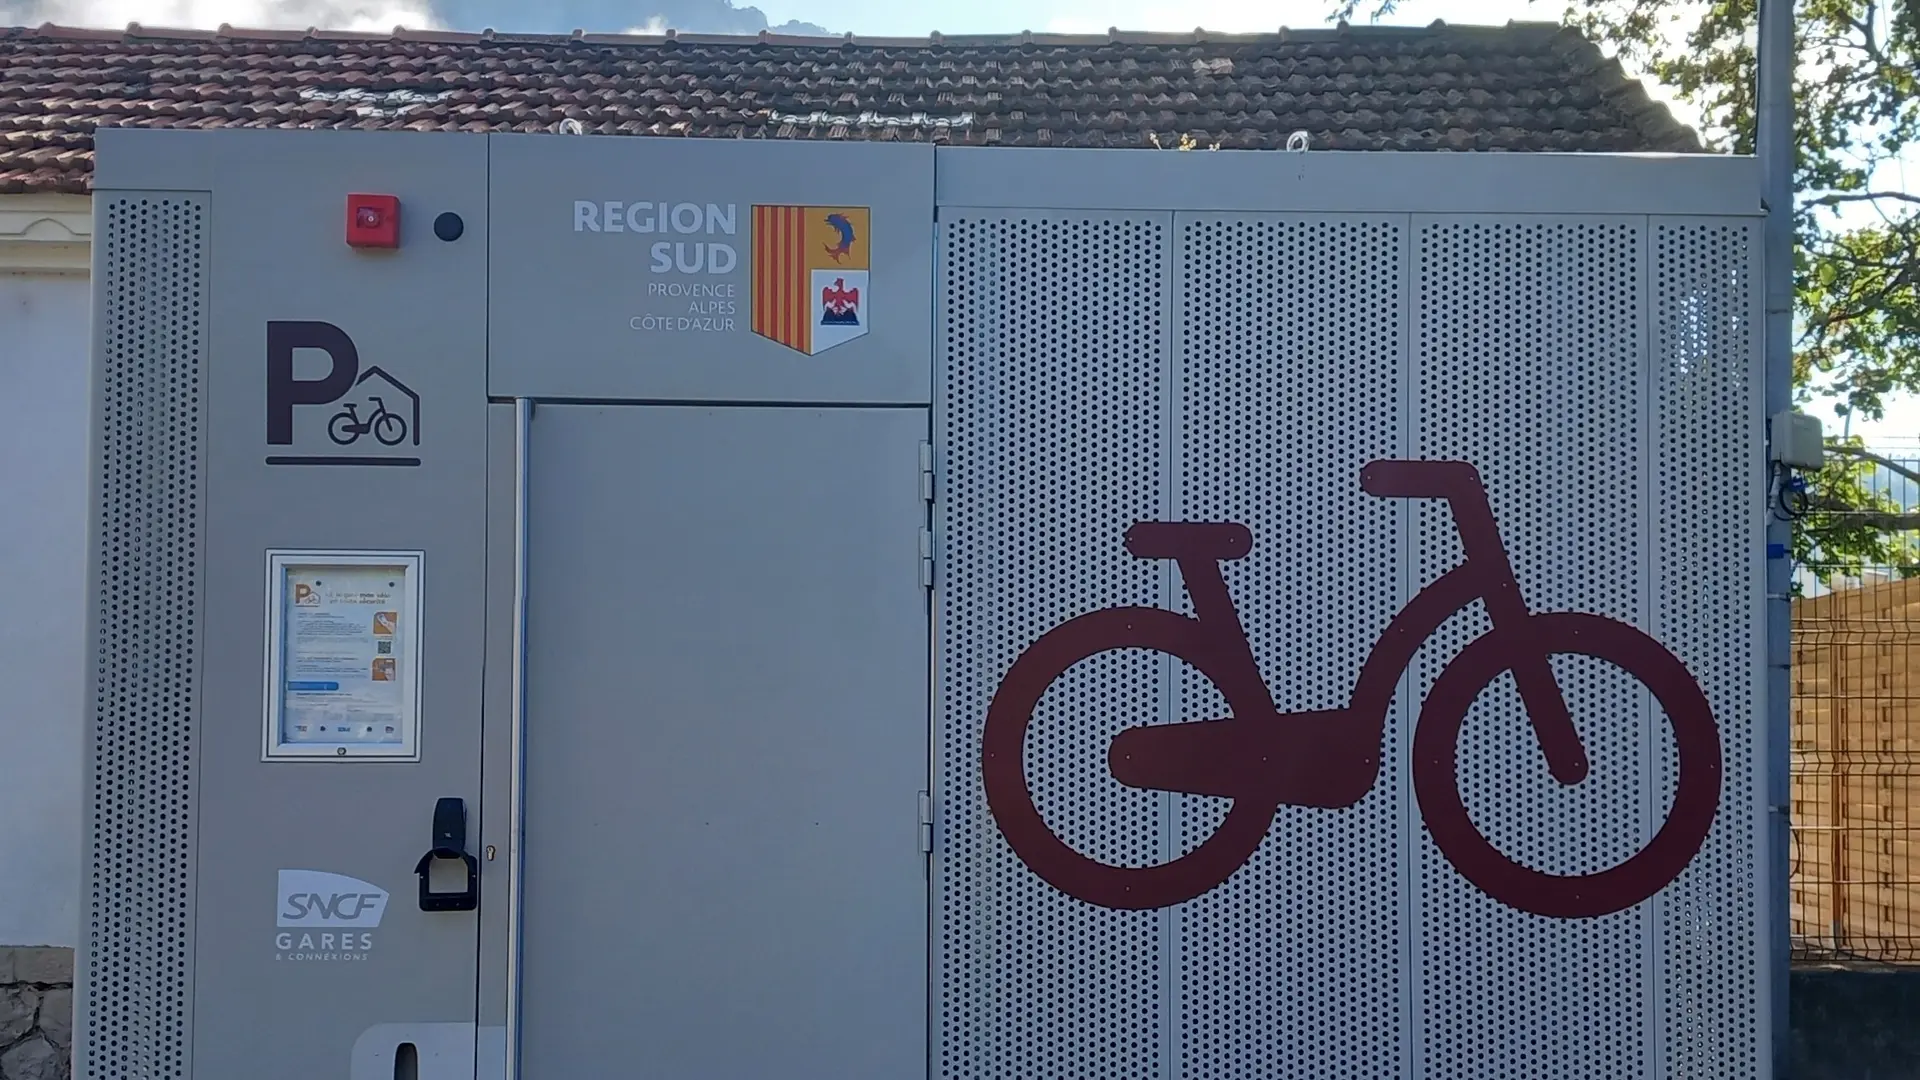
[346,193,400,249]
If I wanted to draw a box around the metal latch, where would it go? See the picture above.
[413,796,479,913]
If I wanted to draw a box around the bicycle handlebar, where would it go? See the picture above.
[1359,459,1484,500]
[1116,461,1491,565]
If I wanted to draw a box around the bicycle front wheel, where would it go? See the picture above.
[1412,611,1722,919]
[982,605,1278,911]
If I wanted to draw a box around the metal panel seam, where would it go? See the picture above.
[1397,209,1421,1080]
[503,397,531,1078]
[923,212,938,1077]
[1750,217,1778,1079]
[1639,213,1661,1080]
[183,190,210,1080]
[1162,208,1182,1080]
[475,132,497,1075]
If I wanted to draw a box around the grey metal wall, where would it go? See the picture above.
[84,128,493,1080]
[932,152,1765,1078]
[77,132,1766,1079]
[935,208,1174,1076]
[1177,212,1407,1076]
[1652,220,1766,1074]
[79,192,209,1080]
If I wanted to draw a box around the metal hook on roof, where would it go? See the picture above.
[1286,130,1310,152]
[558,118,585,135]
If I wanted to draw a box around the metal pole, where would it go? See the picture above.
[1756,0,1794,1069]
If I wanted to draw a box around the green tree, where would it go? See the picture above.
[1332,0,1919,585]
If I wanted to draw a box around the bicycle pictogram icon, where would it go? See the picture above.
[327,395,409,448]
[982,460,1724,919]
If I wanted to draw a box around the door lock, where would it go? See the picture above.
[413,796,479,912]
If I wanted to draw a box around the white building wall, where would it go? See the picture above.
[0,269,89,950]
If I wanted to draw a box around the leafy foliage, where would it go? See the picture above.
[1327,0,1918,579]
[1795,442,1920,587]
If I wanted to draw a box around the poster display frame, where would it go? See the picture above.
[260,548,426,762]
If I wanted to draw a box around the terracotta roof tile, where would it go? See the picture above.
[0,20,1703,195]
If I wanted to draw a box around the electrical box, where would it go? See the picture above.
[1771,408,1826,469]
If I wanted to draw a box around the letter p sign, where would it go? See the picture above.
[266,321,359,445]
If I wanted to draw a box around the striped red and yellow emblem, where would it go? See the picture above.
[751,205,872,356]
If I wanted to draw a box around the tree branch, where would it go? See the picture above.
[1842,12,1899,79]
[1804,288,1901,339]
[1826,443,1920,485]
[1809,494,1920,531]
[1808,191,1920,208]
[1802,256,1920,341]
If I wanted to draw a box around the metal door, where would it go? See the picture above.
[512,402,931,1076]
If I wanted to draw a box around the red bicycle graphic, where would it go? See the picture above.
[982,460,1722,919]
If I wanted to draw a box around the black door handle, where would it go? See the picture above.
[413,796,479,912]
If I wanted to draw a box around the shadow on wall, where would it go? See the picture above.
[0,274,88,960]
[1790,966,1920,1078]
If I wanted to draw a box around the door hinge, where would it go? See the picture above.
[918,790,933,854]
[918,440,935,591]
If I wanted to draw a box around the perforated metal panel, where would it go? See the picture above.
[1173,214,1408,1078]
[937,205,1763,1078]
[81,194,206,1080]
[935,210,1171,1079]
[1651,220,1765,1078]
[936,201,1758,1068]
[1410,217,1652,1078]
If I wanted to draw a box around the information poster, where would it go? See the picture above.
[264,551,423,760]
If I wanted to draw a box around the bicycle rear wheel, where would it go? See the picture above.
[1412,612,1721,919]
[373,413,407,446]
[983,606,1278,911]
[327,412,357,445]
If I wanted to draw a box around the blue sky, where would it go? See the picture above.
[16,0,1604,56]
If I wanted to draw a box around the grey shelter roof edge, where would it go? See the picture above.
[0,19,1706,196]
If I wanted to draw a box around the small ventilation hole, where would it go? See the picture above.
[394,1041,419,1080]
[933,211,1762,1076]
[937,213,1168,1078]
[85,194,204,1079]
[1653,222,1761,1075]
[1176,216,1405,1077]
[1414,219,1649,1078]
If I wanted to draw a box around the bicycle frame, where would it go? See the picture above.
[1109,460,1590,806]
[337,398,386,423]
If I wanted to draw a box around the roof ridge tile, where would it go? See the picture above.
[11,19,1641,52]
[0,17,1710,195]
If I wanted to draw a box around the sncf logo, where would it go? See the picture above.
[276,869,389,929]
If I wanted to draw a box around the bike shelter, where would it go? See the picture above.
[80,127,1770,1078]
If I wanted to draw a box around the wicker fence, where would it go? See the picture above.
[1789,445,1920,964]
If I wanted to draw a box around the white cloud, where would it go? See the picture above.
[2,0,438,30]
